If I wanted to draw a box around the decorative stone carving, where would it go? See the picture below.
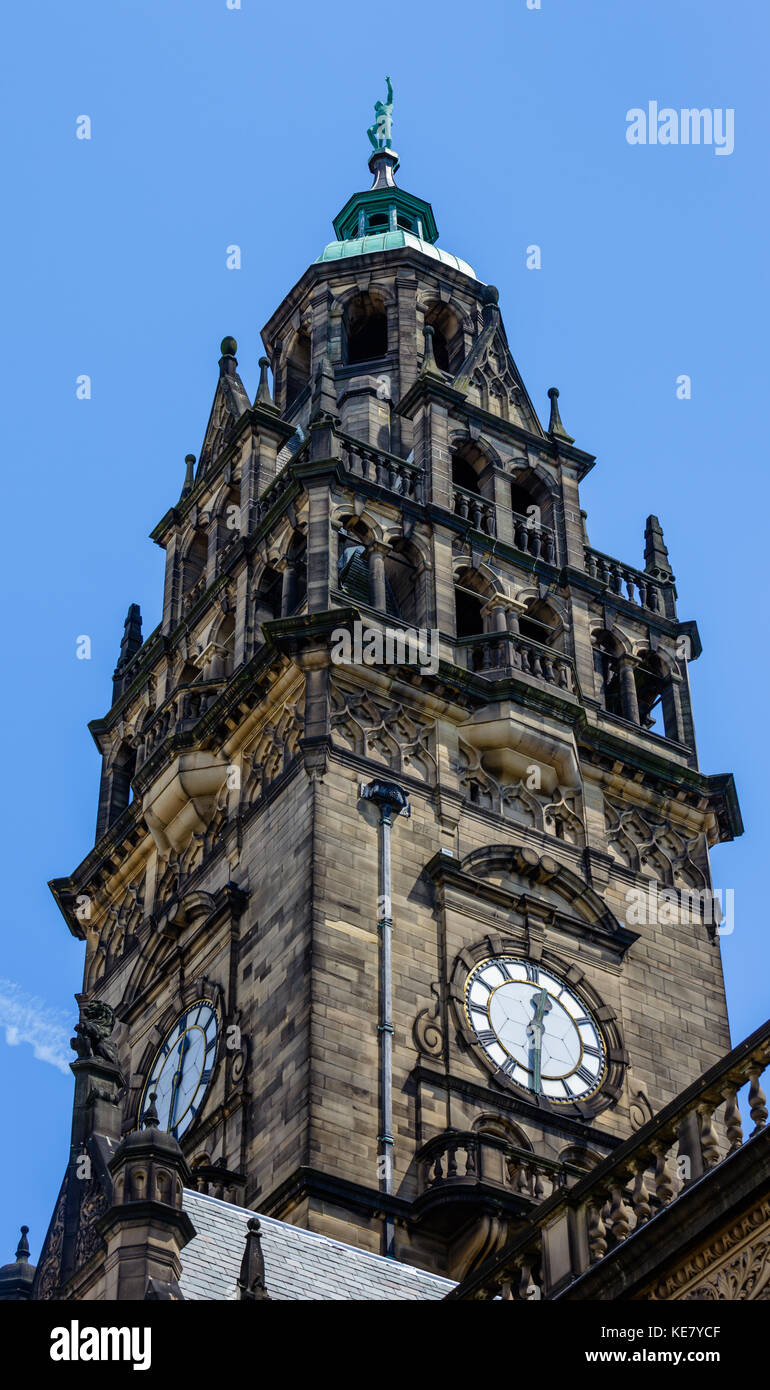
[648,1198,770,1300]
[413,984,443,1059]
[330,681,436,784]
[605,798,705,887]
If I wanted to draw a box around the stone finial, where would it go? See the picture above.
[15,1227,30,1262]
[420,325,442,380]
[481,283,500,326]
[256,356,278,411]
[644,514,673,578]
[237,1217,270,1300]
[219,336,238,377]
[310,354,339,423]
[0,1226,35,1301]
[547,387,575,444]
[142,1092,160,1129]
[115,603,142,674]
[181,454,196,499]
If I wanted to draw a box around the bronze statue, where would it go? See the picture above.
[367,76,394,151]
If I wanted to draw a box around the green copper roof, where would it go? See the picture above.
[318,144,476,280]
[316,228,476,279]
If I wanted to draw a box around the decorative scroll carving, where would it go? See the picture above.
[413,984,443,1059]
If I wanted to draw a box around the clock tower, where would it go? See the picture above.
[38,109,741,1289]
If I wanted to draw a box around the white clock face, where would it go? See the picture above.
[464,957,606,1103]
[140,1001,218,1139]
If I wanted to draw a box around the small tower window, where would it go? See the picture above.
[285,329,311,411]
[344,292,388,365]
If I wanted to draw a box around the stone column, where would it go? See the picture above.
[619,656,640,724]
[368,542,389,612]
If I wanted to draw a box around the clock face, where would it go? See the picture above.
[464,957,606,1103]
[140,1001,218,1139]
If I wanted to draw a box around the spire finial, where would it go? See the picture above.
[15,1226,30,1262]
[219,336,238,378]
[367,76,394,152]
[181,453,196,498]
[255,356,278,411]
[644,514,673,578]
[547,386,575,444]
[143,1092,159,1129]
[237,1217,271,1300]
[420,325,442,380]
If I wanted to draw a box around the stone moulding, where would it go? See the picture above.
[141,751,229,856]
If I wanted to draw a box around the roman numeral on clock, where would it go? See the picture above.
[476,1028,496,1046]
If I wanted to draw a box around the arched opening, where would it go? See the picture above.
[343,292,388,365]
[509,471,555,555]
[384,539,425,627]
[181,530,208,600]
[284,532,307,614]
[424,302,464,375]
[635,652,670,736]
[253,566,282,644]
[110,739,136,820]
[518,598,563,651]
[454,567,494,640]
[285,329,311,411]
[592,631,623,717]
[210,612,235,680]
[451,441,490,499]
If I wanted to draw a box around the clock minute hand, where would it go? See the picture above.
[168,1033,189,1131]
[526,990,552,1096]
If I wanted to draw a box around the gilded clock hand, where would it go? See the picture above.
[526,989,552,1095]
[168,1031,189,1131]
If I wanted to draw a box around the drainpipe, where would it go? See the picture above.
[361,779,411,1258]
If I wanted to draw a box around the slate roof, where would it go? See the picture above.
[180,1190,456,1301]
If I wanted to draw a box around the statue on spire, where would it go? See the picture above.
[367,76,394,151]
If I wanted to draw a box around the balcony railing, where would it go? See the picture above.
[449,1018,770,1300]
[456,632,575,691]
[585,547,665,613]
[418,1132,586,1205]
[338,436,423,502]
[452,486,496,537]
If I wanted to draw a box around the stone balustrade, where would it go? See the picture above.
[339,436,423,502]
[585,547,664,613]
[511,509,556,563]
[452,486,497,537]
[418,1132,584,1205]
[449,1018,770,1300]
[457,632,575,691]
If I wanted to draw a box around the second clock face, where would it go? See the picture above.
[140,1001,218,1139]
[464,957,606,1103]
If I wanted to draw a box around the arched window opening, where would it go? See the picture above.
[424,303,464,375]
[451,441,489,499]
[344,292,387,365]
[285,330,311,411]
[510,472,554,533]
[454,567,494,640]
[384,541,424,627]
[112,740,136,815]
[181,530,208,598]
[285,532,307,614]
[592,631,623,718]
[253,566,282,646]
[519,598,562,650]
[635,654,669,736]
[368,212,389,230]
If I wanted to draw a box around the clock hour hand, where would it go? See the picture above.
[168,1032,189,1131]
[526,990,552,1095]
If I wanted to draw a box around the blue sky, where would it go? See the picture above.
[1,0,767,1259]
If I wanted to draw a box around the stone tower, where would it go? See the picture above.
[43,131,741,1285]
